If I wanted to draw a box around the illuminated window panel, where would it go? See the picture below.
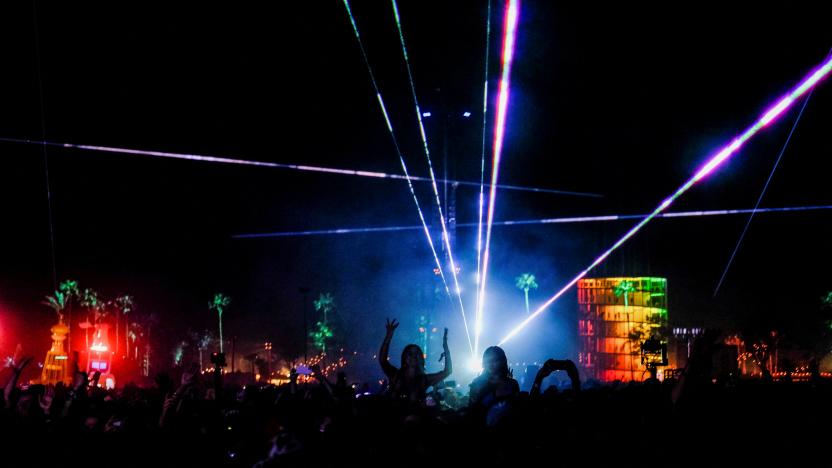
[577,277,669,382]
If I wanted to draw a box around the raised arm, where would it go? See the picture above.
[531,359,580,397]
[379,318,399,379]
[310,364,334,398]
[3,353,32,408]
[427,328,452,387]
[159,363,199,427]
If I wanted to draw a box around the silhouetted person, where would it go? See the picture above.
[468,346,519,427]
[529,359,580,397]
[378,318,452,406]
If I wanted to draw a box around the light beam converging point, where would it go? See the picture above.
[498,53,832,346]
[476,0,520,359]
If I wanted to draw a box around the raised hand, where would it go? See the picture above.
[90,370,102,388]
[180,362,199,388]
[537,359,557,379]
[12,356,32,374]
[385,318,399,337]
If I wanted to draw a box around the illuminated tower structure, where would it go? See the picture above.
[41,320,72,385]
[87,323,116,388]
[577,277,668,382]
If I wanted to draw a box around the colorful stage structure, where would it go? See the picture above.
[87,323,116,389]
[41,320,72,386]
[577,277,669,382]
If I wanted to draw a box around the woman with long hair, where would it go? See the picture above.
[468,346,519,426]
[378,318,452,405]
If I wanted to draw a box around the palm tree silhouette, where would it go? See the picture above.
[198,329,215,369]
[42,290,68,323]
[58,280,80,353]
[80,288,103,350]
[314,293,335,324]
[209,294,231,353]
[115,295,134,358]
[311,322,333,355]
[312,293,335,354]
[128,322,143,360]
[515,273,539,315]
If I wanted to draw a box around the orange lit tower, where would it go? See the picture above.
[41,320,72,385]
[577,277,668,382]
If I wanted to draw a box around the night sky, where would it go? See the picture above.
[1,1,831,373]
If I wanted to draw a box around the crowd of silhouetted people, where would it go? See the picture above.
[1,323,830,467]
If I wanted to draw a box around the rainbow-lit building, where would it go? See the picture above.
[577,277,668,382]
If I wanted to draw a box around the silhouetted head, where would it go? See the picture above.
[401,344,425,372]
[482,346,510,378]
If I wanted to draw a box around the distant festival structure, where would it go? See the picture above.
[87,323,116,389]
[41,320,72,386]
[577,277,669,382]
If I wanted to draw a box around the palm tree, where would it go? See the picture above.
[515,273,539,315]
[143,313,159,376]
[313,293,336,354]
[310,321,333,355]
[614,280,637,380]
[115,295,134,358]
[209,294,231,353]
[128,322,143,360]
[42,281,80,350]
[59,280,80,353]
[80,288,103,350]
[173,340,188,366]
[314,293,335,324]
[59,280,80,297]
[198,329,215,370]
[613,280,635,308]
[42,291,68,323]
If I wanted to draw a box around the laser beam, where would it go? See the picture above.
[475,0,493,361]
[392,0,472,357]
[0,136,599,198]
[477,0,520,358]
[498,53,832,346]
[231,205,832,238]
[342,0,457,319]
